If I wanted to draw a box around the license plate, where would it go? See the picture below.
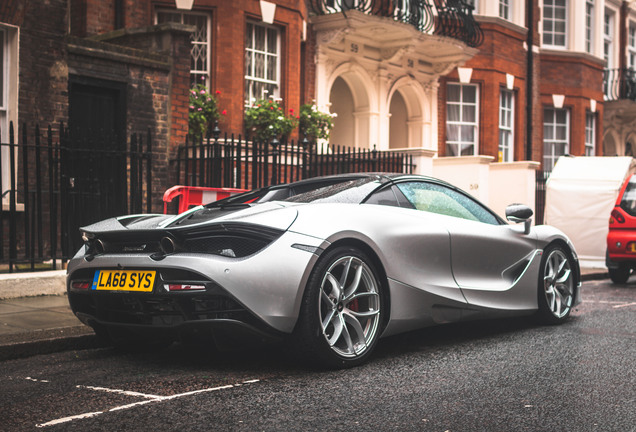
[92,270,156,292]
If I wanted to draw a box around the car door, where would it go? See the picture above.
[393,181,538,310]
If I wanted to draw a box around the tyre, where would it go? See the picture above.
[537,244,576,324]
[294,246,384,368]
[608,264,631,284]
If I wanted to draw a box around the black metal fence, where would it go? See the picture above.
[0,122,152,272]
[603,68,636,102]
[307,0,483,48]
[173,132,415,190]
[2,122,412,271]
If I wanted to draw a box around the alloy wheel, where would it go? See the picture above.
[318,256,381,358]
[542,248,574,319]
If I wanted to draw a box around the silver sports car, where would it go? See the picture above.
[67,173,581,368]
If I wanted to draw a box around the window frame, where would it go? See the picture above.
[498,88,514,162]
[499,0,511,20]
[603,8,616,69]
[244,21,281,106]
[585,0,594,54]
[0,26,9,210]
[1,25,15,209]
[629,21,636,69]
[543,107,570,173]
[542,0,568,48]
[156,9,212,87]
[445,82,479,157]
[604,9,615,69]
[585,111,596,156]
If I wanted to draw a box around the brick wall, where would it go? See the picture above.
[440,18,527,161]
[0,0,26,25]
[439,13,605,166]
[67,31,189,210]
[539,52,605,158]
[4,0,69,129]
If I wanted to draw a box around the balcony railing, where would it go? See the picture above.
[603,68,636,102]
[307,0,484,48]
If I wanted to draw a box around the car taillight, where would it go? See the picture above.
[611,209,625,224]
[71,280,91,291]
[164,284,206,292]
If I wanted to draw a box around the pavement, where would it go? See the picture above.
[0,268,609,362]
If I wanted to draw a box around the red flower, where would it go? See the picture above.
[216,90,221,95]
[289,108,294,113]
[221,109,227,115]
[270,106,274,110]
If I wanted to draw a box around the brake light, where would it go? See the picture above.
[71,280,91,291]
[611,209,625,224]
[164,284,206,292]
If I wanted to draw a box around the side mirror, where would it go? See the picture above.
[506,204,533,234]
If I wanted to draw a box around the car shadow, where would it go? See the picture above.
[90,314,579,374]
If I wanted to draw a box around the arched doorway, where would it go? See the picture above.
[603,131,618,156]
[389,90,408,149]
[329,77,355,147]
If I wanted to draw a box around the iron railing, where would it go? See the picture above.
[603,68,636,102]
[0,122,153,272]
[173,130,415,192]
[307,0,483,47]
[1,121,413,271]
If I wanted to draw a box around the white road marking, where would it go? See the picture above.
[37,411,104,427]
[36,379,260,428]
[77,385,163,400]
[613,301,636,309]
[25,377,50,383]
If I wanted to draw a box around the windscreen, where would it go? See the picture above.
[620,177,636,216]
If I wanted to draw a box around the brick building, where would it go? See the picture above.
[439,0,607,173]
[1,0,483,265]
[8,0,629,265]
[0,0,482,211]
[603,0,636,157]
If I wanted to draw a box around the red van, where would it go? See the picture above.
[607,174,636,283]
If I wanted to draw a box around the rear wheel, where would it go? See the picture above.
[537,245,576,324]
[608,264,631,284]
[294,246,384,368]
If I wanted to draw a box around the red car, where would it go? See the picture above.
[607,174,636,283]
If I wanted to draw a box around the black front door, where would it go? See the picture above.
[65,77,127,254]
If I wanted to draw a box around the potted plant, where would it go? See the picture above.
[189,84,225,138]
[244,98,298,142]
[298,103,335,141]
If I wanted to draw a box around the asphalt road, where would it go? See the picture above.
[1,279,634,432]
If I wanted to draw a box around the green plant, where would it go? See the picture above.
[299,103,335,141]
[244,98,298,142]
[189,84,225,138]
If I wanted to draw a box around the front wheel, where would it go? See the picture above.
[537,245,576,324]
[293,246,384,368]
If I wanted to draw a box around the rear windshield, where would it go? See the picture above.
[285,177,383,204]
[620,176,636,216]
